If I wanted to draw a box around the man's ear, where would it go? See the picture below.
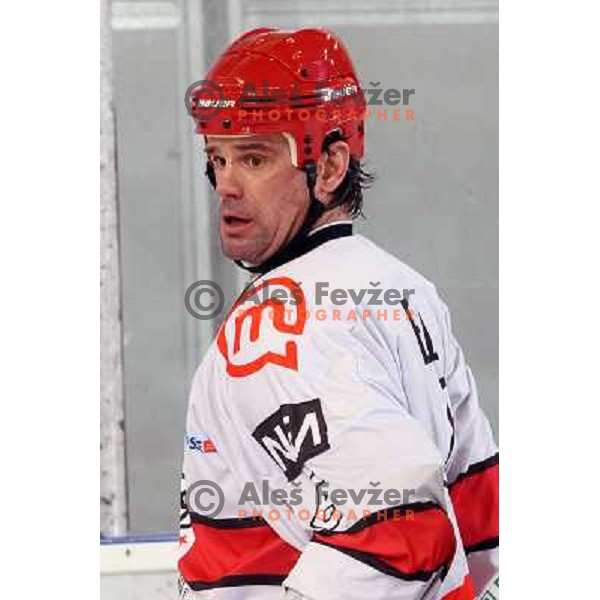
[314,140,350,205]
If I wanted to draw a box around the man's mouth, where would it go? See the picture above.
[222,215,253,231]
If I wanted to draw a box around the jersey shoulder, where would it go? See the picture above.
[285,232,439,300]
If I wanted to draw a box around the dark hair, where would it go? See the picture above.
[321,130,375,219]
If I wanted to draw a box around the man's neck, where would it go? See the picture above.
[238,208,352,273]
[309,206,352,234]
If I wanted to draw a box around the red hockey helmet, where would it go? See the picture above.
[187,27,366,169]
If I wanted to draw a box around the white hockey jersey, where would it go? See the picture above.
[179,223,499,600]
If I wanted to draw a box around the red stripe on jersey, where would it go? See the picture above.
[179,520,300,586]
[314,504,456,579]
[449,456,499,551]
[441,575,476,600]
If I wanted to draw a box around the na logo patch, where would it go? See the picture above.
[252,398,329,481]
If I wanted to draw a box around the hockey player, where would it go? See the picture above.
[179,27,498,600]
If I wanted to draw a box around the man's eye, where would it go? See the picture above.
[244,155,265,168]
[211,156,226,169]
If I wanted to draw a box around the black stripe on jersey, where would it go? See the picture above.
[188,512,269,529]
[186,574,286,591]
[465,536,499,554]
[316,501,443,537]
[449,452,499,487]
[445,404,455,466]
[312,539,446,583]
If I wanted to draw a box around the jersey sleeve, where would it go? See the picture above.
[280,393,459,600]
[436,294,499,594]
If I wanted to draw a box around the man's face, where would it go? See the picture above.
[205,134,310,265]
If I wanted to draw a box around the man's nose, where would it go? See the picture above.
[215,165,243,199]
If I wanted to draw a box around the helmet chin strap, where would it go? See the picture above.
[206,161,337,275]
